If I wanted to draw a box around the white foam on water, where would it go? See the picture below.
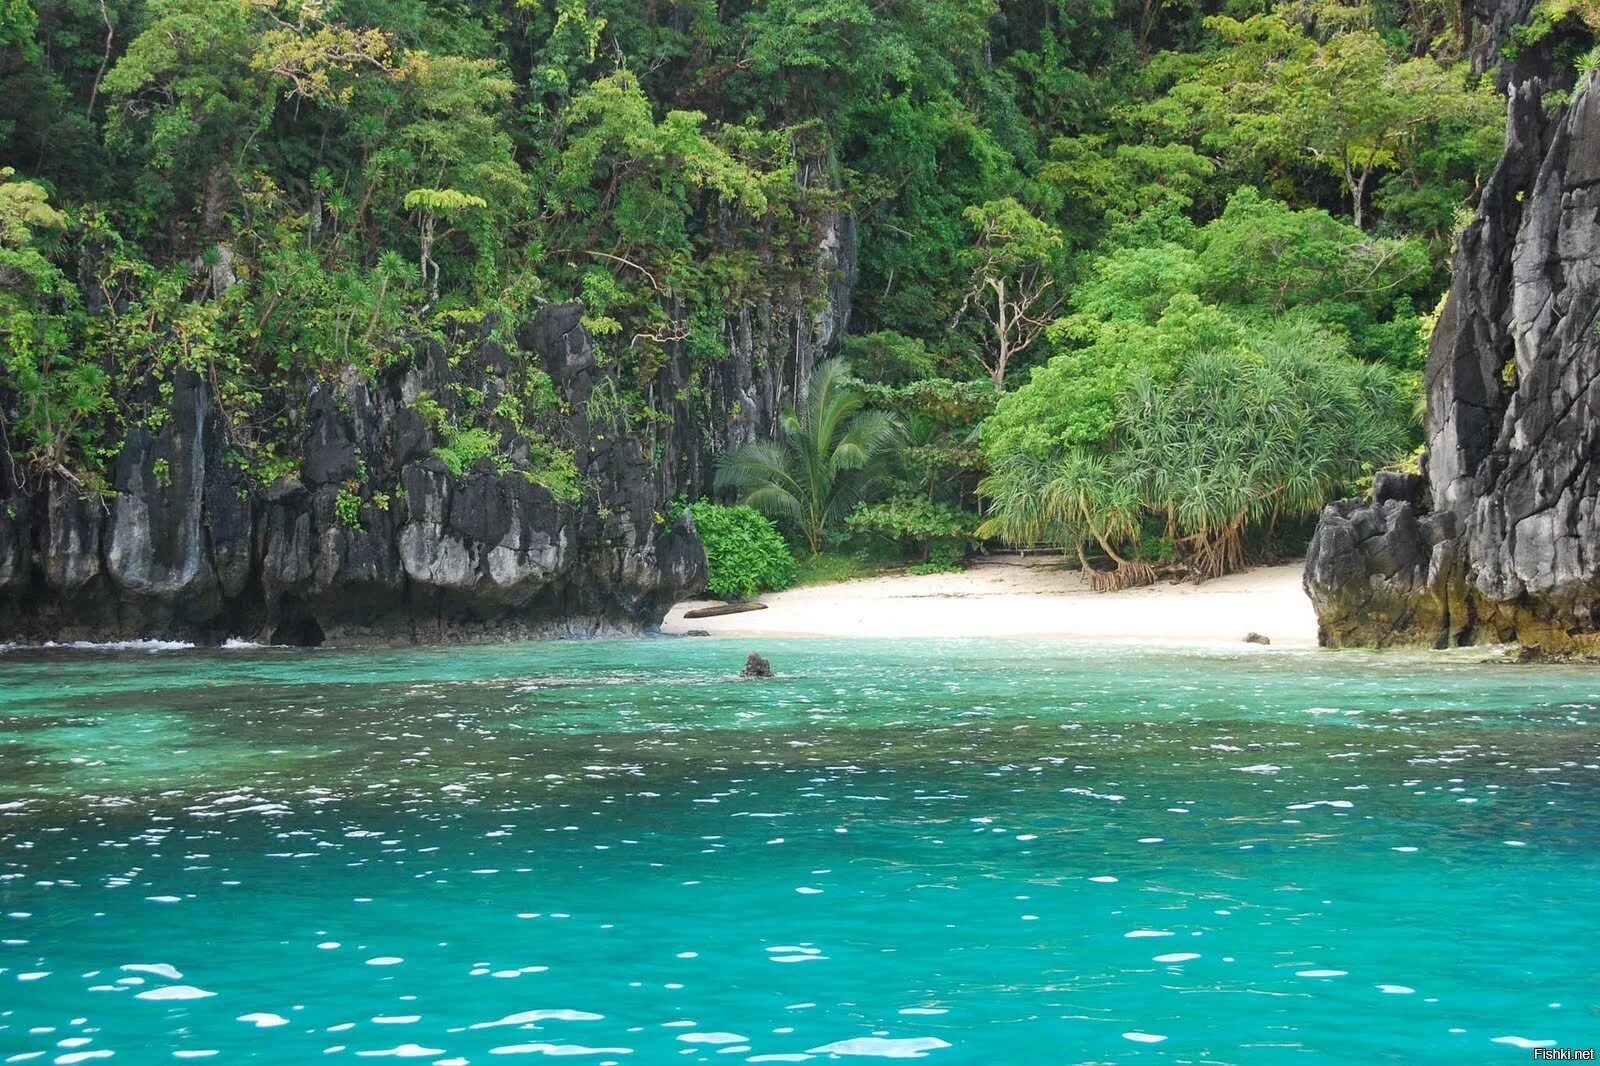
[54,1053,114,1065]
[1491,1037,1556,1049]
[676,1033,746,1045]
[795,887,822,895]
[220,639,264,650]
[1233,764,1282,774]
[237,1013,289,1028]
[135,985,215,1001]
[1296,969,1347,978]
[172,1052,219,1059]
[123,964,182,980]
[487,1043,634,1056]
[747,1057,814,1063]
[1377,984,1414,994]
[1124,930,1174,938]
[372,1015,421,1025]
[470,1010,604,1029]
[1122,1033,1167,1044]
[1154,953,1200,963]
[806,1037,951,1059]
[146,896,181,904]
[897,1009,947,1016]
[1088,875,1118,883]
[355,1047,444,1058]
[365,957,404,966]
[44,639,196,652]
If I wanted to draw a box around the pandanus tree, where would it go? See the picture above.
[717,359,904,556]
[980,321,1412,588]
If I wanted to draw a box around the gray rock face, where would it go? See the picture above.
[1307,61,1600,650]
[0,201,856,647]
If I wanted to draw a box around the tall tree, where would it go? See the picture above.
[953,198,1065,390]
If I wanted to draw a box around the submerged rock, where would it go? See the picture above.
[739,653,774,678]
[1243,632,1270,645]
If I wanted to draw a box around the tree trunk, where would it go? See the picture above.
[419,212,437,307]
[1347,167,1369,230]
[201,164,230,242]
[992,277,1009,391]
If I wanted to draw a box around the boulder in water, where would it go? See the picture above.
[740,652,774,678]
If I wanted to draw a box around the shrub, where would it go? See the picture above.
[675,500,796,600]
[334,489,363,529]
[432,426,500,475]
[846,496,977,562]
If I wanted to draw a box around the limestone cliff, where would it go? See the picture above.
[1306,24,1600,650]
[0,211,854,644]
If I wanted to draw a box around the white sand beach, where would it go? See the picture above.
[662,556,1318,646]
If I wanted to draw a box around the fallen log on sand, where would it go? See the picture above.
[682,601,769,619]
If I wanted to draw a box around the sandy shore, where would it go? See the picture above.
[662,556,1318,647]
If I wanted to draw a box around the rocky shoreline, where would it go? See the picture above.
[0,195,855,646]
[1306,3,1600,651]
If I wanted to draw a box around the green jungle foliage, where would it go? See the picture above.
[982,319,1414,585]
[672,500,796,601]
[718,360,904,556]
[1,0,1558,583]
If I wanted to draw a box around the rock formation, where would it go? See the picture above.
[1306,8,1600,650]
[739,653,774,678]
[0,210,855,645]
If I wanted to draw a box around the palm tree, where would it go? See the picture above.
[717,359,904,555]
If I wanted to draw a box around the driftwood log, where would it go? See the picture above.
[683,601,769,619]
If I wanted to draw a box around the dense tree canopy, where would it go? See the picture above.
[0,0,1543,579]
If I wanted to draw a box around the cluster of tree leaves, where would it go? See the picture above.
[670,499,796,600]
[978,193,1423,582]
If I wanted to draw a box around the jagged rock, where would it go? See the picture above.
[1243,632,1270,645]
[1307,33,1600,651]
[0,200,850,643]
[739,653,774,678]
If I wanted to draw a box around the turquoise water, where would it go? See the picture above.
[1,639,1597,1064]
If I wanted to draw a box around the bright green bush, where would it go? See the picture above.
[431,426,500,476]
[334,489,363,529]
[846,496,977,564]
[676,500,797,601]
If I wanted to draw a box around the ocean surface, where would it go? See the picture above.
[0,637,1596,1063]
